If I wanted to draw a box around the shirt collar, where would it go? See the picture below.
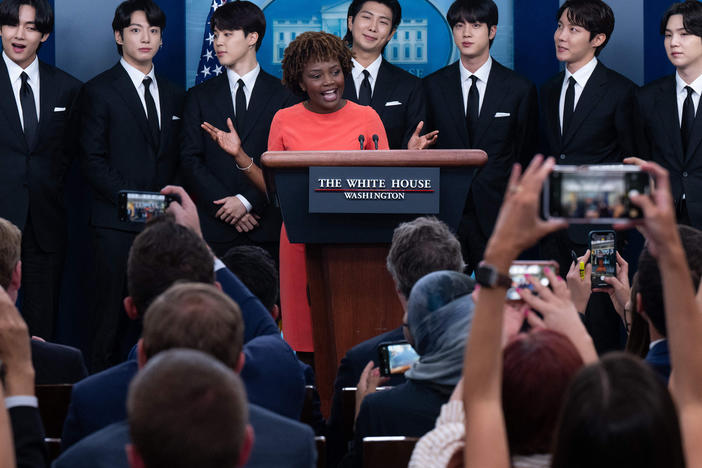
[227,64,260,93]
[120,57,156,89]
[351,55,382,81]
[676,70,702,97]
[564,56,597,88]
[459,56,492,84]
[649,338,667,351]
[3,51,39,85]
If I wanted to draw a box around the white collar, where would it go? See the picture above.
[120,57,156,88]
[459,56,492,84]
[2,51,39,85]
[351,55,382,81]
[649,338,667,351]
[226,64,260,93]
[676,70,702,96]
[564,56,598,87]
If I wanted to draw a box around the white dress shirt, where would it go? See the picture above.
[120,57,161,128]
[351,55,382,97]
[559,57,598,133]
[3,51,41,129]
[675,71,702,126]
[226,64,261,213]
[459,56,492,115]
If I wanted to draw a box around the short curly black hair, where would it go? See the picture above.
[281,31,353,96]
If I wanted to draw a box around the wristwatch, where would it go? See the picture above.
[475,264,512,289]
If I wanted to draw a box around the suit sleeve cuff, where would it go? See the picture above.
[214,257,226,272]
[235,194,252,213]
[5,396,38,409]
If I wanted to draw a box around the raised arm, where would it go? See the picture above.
[463,156,566,468]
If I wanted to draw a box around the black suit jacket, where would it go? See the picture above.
[31,339,87,385]
[9,406,47,468]
[424,60,537,237]
[81,63,184,232]
[180,70,297,243]
[636,74,702,229]
[540,61,636,164]
[343,59,425,149]
[0,59,81,252]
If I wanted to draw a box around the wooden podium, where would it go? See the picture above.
[261,150,486,416]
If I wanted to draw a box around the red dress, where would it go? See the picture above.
[268,101,390,351]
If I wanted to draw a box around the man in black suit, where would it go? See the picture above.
[539,0,637,275]
[636,1,702,230]
[81,0,184,370]
[424,0,537,272]
[0,0,81,340]
[0,217,88,385]
[181,1,296,258]
[342,0,431,149]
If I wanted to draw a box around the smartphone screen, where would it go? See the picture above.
[378,341,419,376]
[506,262,556,301]
[119,191,169,223]
[590,231,616,288]
[547,166,650,223]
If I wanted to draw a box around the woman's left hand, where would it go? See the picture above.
[408,121,439,150]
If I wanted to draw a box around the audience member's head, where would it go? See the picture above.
[140,282,244,372]
[386,216,465,303]
[0,218,21,301]
[221,246,279,319]
[210,0,266,51]
[404,270,475,386]
[126,349,253,468]
[551,352,684,468]
[125,215,215,319]
[636,225,702,339]
[502,329,584,456]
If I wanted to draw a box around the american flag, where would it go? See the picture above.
[195,0,230,85]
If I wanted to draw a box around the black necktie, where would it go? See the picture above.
[358,70,372,106]
[681,85,696,154]
[466,75,479,146]
[142,77,160,149]
[562,76,576,138]
[20,72,38,149]
[235,79,247,132]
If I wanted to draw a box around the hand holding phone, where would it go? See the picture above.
[377,341,419,376]
[589,231,616,288]
[118,190,179,223]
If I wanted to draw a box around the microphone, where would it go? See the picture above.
[372,134,379,150]
[358,134,365,150]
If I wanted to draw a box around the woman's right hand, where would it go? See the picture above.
[201,118,242,158]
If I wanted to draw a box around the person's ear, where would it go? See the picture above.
[137,339,147,369]
[636,292,644,316]
[238,425,255,467]
[347,16,354,33]
[124,296,139,320]
[115,30,124,45]
[126,444,146,468]
[214,281,223,292]
[235,351,245,374]
[247,32,258,49]
[591,32,606,49]
[9,261,21,295]
[489,25,497,41]
[40,33,49,44]
[270,304,280,321]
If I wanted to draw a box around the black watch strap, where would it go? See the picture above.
[475,264,512,289]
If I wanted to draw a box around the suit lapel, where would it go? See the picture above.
[545,72,564,151]
[439,62,469,147]
[156,75,172,158]
[686,92,702,162]
[36,61,57,151]
[473,61,508,146]
[655,76,684,166]
[238,71,275,142]
[370,60,392,120]
[342,72,356,101]
[110,64,154,150]
[561,62,607,147]
[212,73,235,133]
[0,58,27,149]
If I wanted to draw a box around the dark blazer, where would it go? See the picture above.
[645,339,671,382]
[31,339,88,385]
[10,406,47,468]
[539,61,637,165]
[54,405,316,468]
[180,70,297,243]
[424,59,538,237]
[0,59,81,252]
[327,327,406,467]
[636,74,702,229]
[343,59,425,149]
[81,63,184,232]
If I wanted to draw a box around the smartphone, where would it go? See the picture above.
[377,341,419,377]
[589,230,616,288]
[506,261,559,301]
[544,165,651,223]
[118,191,178,223]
